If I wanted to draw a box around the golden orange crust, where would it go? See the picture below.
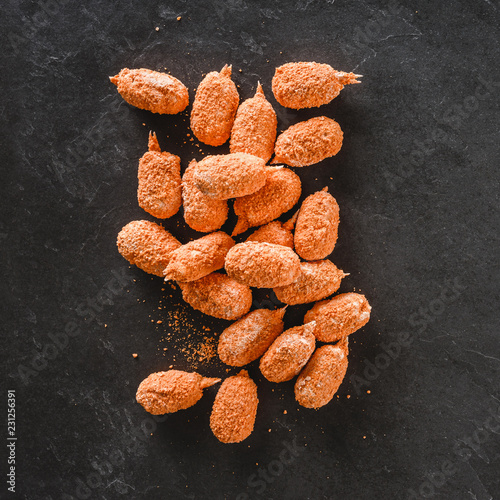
[136,370,220,415]
[116,220,181,277]
[178,272,252,320]
[164,231,235,282]
[273,116,343,167]
[210,370,258,443]
[294,188,340,261]
[190,65,239,146]
[137,132,182,219]
[230,83,277,162]
[259,322,316,383]
[245,221,294,249]
[304,292,371,343]
[182,160,229,232]
[272,62,360,109]
[273,260,346,305]
[232,167,302,236]
[218,307,286,367]
[225,242,301,288]
[193,153,267,200]
[110,68,189,114]
[294,343,348,409]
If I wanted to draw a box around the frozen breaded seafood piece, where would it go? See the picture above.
[272,62,361,109]
[273,116,343,167]
[294,342,349,409]
[259,322,316,383]
[225,242,301,288]
[190,64,239,146]
[232,167,301,236]
[304,293,371,343]
[182,160,229,233]
[110,68,189,114]
[294,187,339,261]
[218,307,286,367]
[178,272,252,320]
[136,370,220,415]
[117,220,181,277]
[230,83,277,162]
[245,221,294,249]
[274,261,346,305]
[193,153,267,200]
[137,132,182,219]
[164,231,235,282]
[210,370,258,443]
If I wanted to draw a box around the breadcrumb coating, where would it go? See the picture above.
[274,260,346,305]
[190,65,239,146]
[304,292,371,342]
[245,221,294,249]
[164,231,234,282]
[116,220,181,277]
[294,342,348,409]
[259,322,316,383]
[225,241,301,288]
[178,272,252,320]
[232,167,301,236]
[182,160,229,232]
[230,83,277,162]
[272,62,360,109]
[210,370,258,443]
[110,68,189,114]
[294,187,340,261]
[193,153,267,200]
[136,370,220,415]
[218,307,286,367]
[273,116,343,167]
[137,132,181,219]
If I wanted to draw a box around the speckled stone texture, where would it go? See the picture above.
[2,0,499,499]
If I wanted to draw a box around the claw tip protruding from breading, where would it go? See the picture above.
[148,131,162,153]
[334,71,362,85]
[220,64,232,78]
[321,186,329,192]
[283,210,299,231]
[200,377,222,389]
[255,81,265,97]
[232,217,249,237]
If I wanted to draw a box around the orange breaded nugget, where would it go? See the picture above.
[110,68,189,114]
[137,132,181,219]
[225,242,301,288]
[294,187,340,261]
[190,64,239,146]
[117,220,181,277]
[178,272,252,320]
[294,341,349,409]
[232,167,301,236]
[259,322,316,383]
[164,231,234,282]
[272,116,343,167]
[230,83,277,162]
[136,370,220,415]
[218,307,286,367]
[304,292,371,343]
[272,62,360,109]
[210,370,258,443]
[182,160,229,233]
[245,221,294,249]
[193,153,267,200]
[274,260,346,305]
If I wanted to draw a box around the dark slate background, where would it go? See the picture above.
[2,1,499,499]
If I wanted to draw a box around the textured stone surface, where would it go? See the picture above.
[2,0,499,498]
